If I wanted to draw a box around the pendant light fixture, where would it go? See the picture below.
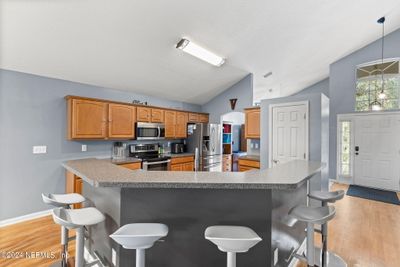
[377,16,386,100]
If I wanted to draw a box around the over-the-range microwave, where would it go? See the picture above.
[136,122,165,140]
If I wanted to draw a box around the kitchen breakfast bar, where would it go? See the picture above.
[62,159,322,267]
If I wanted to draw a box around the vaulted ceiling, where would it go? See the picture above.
[1,0,400,104]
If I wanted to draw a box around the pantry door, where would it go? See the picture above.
[270,102,309,167]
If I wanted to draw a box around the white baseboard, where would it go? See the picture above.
[0,209,52,228]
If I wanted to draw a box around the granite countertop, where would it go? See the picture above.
[62,159,321,190]
[238,155,260,161]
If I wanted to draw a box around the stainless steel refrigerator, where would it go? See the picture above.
[186,123,222,172]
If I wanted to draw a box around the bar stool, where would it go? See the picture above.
[205,225,262,267]
[110,223,169,267]
[308,190,346,267]
[289,205,336,267]
[42,193,85,266]
[52,207,105,267]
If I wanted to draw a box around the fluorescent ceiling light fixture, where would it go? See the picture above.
[176,39,225,67]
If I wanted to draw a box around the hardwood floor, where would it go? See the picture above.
[0,183,399,267]
[297,183,400,267]
[0,215,75,267]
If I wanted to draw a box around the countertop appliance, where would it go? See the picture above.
[128,144,171,171]
[186,123,222,172]
[136,122,165,140]
[171,143,185,154]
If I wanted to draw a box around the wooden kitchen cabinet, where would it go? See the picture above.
[137,107,152,122]
[245,107,260,139]
[199,114,209,123]
[108,104,136,139]
[151,109,164,123]
[119,162,142,170]
[175,112,188,138]
[65,171,83,208]
[68,98,108,139]
[170,156,194,171]
[188,113,199,123]
[165,110,176,138]
[238,158,260,172]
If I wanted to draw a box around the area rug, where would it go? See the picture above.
[346,185,400,205]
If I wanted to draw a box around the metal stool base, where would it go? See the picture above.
[314,247,347,267]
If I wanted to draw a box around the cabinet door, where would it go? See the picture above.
[245,109,260,139]
[137,107,151,122]
[175,112,188,138]
[188,113,198,123]
[69,99,108,139]
[151,109,165,123]
[171,164,183,171]
[183,162,194,171]
[120,162,142,170]
[199,114,209,123]
[108,104,136,139]
[239,165,255,172]
[165,110,176,138]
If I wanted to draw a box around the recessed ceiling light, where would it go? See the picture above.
[176,38,225,67]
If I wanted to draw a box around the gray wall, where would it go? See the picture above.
[201,74,253,123]
[0,69,200,220]
[293,78,329,97]
[329,28,400,180]
[260,93,330,191]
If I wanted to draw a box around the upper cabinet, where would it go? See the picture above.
[108,104,136,139]
[175,112,188,138]
[151,108,164,123]
[68,98,108,139]
[137,107,151,122]
[137,107,165,123]
[66,95,208,140]
[245,107,260,139]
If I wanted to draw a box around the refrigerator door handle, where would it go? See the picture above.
[194,147,199,171]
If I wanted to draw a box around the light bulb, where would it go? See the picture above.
[378,91,386,99]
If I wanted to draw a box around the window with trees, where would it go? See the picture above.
[356,60,400,111]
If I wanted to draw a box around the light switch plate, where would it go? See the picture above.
[33,146,47,154]
[81,144,87,152]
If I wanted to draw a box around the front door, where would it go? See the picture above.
[354,114,400,191]
[271,103,308,166]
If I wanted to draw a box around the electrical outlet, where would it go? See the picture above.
[33,146,47,154]
[274,248,279,265]
[81,144,87,152]
[112,248,117,266]
[255,143,259,149]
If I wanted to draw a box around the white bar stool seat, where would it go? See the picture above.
[42,193,86,267]
[289,205,336,267]
[42,193,85,207]
[205,225,262,267]
[52,207,105,267]
[308,190,347,267]
[110,223,168,267]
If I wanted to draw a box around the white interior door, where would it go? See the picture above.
[354,114,400,191]
[271,103,308,166]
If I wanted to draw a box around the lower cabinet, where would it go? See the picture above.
[238,159,260,172]
[65,171,83,209]
[170,156,194,171]
[119,162,142,170]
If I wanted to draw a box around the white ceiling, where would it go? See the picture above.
[1,0,400,105]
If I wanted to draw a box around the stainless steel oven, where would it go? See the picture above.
[142,159,171,171]
[136,122,165,140]
[129,143,171,171]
